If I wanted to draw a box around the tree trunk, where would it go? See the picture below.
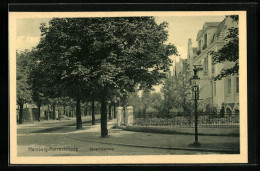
[76,98,82,130]
[101,97,108,137]
[47,105,50,120]
[18,103,23,124]
[63,105,66,116]
[109,104,112,120]
[53,104,56,120]
[113,103,117,119]
[91,100,95,125]
[37,104,41,122]
[123,104,127,125]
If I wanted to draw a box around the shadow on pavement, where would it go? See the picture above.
[30,119,100,133]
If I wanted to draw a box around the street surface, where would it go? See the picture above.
[17,115,238,156]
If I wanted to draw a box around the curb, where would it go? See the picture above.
[64,134,239,154]
[114,125,239,137]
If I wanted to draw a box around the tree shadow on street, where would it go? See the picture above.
[30,119,101,133]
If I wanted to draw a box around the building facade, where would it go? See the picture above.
[186,16,239,115]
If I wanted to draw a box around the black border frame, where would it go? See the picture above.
[1,1,258,169]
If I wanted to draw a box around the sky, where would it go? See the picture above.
[15,15,225,93]
[16,16,225,55]
[16,18,50,51]
[155,16,225,60]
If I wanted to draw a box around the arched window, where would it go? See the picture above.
[225,107,232,115]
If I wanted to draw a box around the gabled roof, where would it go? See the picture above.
[215,20,227,38]
[204,22,221,27]
[196,22,221,41]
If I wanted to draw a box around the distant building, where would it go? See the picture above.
[16,103,41,122]
[186,16,239,115]
[174,58,188,76]
[16,103,74,122]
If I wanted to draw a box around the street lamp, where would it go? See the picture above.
[191,66,202,146]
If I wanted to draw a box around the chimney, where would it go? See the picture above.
[187,39,193,69]
[188,38,192,50]
[187,38,192,58]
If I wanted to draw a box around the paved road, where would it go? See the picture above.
[17,116,234,156]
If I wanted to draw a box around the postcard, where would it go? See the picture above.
[9,11,247,164]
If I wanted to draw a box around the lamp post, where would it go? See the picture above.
[191,66,202,146]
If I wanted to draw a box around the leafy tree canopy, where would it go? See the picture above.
[161,65,194,117]
[34,17,178,134]
[16,50,34,105]
[36,17,178,101]
[27,50,50,107]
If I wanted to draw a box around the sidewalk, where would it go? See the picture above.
[65,120,240,153]
[17,115,100,128]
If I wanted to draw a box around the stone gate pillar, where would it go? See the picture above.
[55,110,59,120]
[126,106,133,126]
[117,107,123,126]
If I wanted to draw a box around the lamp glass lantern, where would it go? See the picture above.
[191,75,200,91]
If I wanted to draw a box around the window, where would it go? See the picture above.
[198,40,201,51]
[236,77,239,93]
[202,34,207,50]
[212,34,216,43]
[214,82,216,96]
[204,56,208,71]
[211,57,215,74]
[227,78,231,94]
[204,33,207,46]
[203,56,208,76]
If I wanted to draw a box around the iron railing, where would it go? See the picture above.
[134,115,239,128]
